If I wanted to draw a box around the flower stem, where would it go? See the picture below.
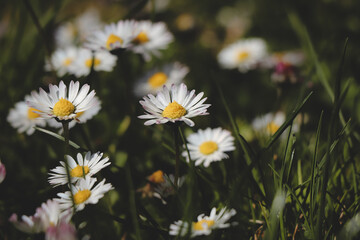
[62,121,76,212]
[173,125,180,188]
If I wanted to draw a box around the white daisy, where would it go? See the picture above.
[252,111,286,136]
[169,207,237,237]
[130,20,174,61]
[138,83,210,127]
[47,95,101,130]
[55,8,103,48]
[9,213,43,234]
[45,47,78,77]
[69,48,117,77]
[28,80,97,121]
[85,20,137,52]
[134,62,189,97]
[7,95,46,135]
[48,151,110,187]
[36,199,72,231]
[182,127,235,167]
[217,38,267,73]
[56,176,113,212]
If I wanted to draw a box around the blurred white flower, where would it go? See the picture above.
[55,8,103,48]
[69,48,117,77]
[182,127,235,167]
[7,95,46,135]
[217,38,267,73]
[169,207,237,237]
[130,20,173,61]
[45,47,78,77]
[134,62,189,97]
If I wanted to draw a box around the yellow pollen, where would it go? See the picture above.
[74,189,91,205]
[199,141,218,155]
[162,101,186,119]
[237,51,249,62]
[53,98,75,117]
[267,122,280,135]
[106,34,123,50]
[70,165,90,178]
[148,170,165,183]
[85,58,101,68]
[76,111,84,118]
[148,72,168,88]
[133,32,149,44]
[193,219,215,231]
[27,107,41,119]
[63,58,72,66]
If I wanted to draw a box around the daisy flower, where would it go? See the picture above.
[85,20,137,52]
[55,8,103,48]
[69,48,117,77]
[48,151,110,187]
[47,95,101,130]
[56,176,113,212]
[134,62,189,97]
[130,20,174,61]
[28,80,97,121]
[9,213,43,234]
[182,127,235,167]
[252,111,286,136]
[217,38,267,73]
[36,199,73,231]
[138,83,210,127]
[7,95,46,135]
[45,47,78,77]
[169,207,237,237]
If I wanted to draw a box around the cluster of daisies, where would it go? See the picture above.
[137,82,238,236]
[47,12,174,78]
[217,38,304,84]
[9,81,113,238]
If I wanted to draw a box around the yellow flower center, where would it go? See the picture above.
[162,101,186,119]
[266,122,280,135]
[74,189,91,205]
[85,58,101,68]
[148,170,165,183]
[193,219,215,231]
[237,51,249,62]
[63,58,72,66]
[148,72,168,88]
[106,34,123,50]
[133,32,149,44]
[53,98,75,117]
[70,165,90,178]
[199,141,218,155]
[27,107,41,119]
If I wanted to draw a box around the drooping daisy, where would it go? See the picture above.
[45,47,78,77]
[47,96,101,130]
[55,8,103,48]
[130,20,174,61]
[169,207,237,237]
[182,127,235,167]
[69,48,117,77]
[217,38,267,73]
[48,151,110,187]
[28,80,97,121]
[7,95,46,135]
[134,62,189,97]
[56,176,113,212]
[85,20,137,52]
[138,83,210,127]
[9,213,43,234]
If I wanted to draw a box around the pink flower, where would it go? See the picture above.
[0,161,5,183]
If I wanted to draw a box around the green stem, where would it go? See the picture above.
[173,125,180,188]
[62,121,76,212]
